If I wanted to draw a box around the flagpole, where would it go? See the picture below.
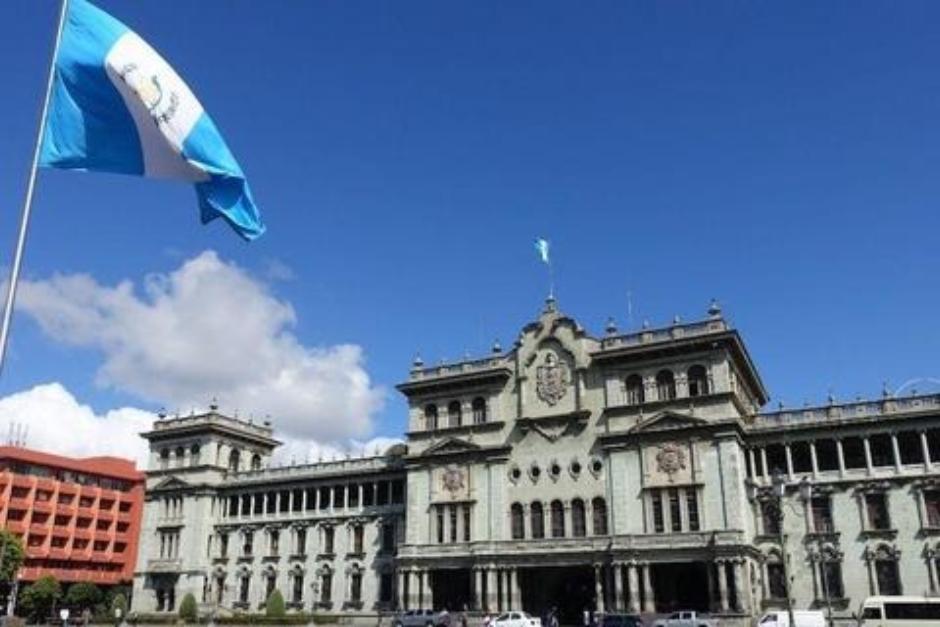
[0,0,70,376]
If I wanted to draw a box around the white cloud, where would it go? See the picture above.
[0,383,152,467]
[17,251,386,444]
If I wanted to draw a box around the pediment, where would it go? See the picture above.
[423,437,481,456]
[152,476,191,491]
[630,410,708,433]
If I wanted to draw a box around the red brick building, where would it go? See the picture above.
[0,446,144,587]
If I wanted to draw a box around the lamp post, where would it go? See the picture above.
[770,470,797,627]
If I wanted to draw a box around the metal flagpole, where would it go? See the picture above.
[0,0,70,376]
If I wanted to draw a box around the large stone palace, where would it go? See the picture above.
[132,298,940,624]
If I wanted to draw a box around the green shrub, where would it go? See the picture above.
[111,592,129,620]
[179,592,198,623]
[264,590,285,618]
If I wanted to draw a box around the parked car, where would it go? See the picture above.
[395,609,452,627]
[757,611,825,627]
[493,611,543,627]
[653,611,715,627]
[602,613,645,627]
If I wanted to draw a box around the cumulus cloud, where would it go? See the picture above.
[17,251,386,444]
[0,383,152,467]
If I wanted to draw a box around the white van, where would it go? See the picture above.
[758,610,826,627]
[859,596,940,627]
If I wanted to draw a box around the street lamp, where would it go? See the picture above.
[769,470,797,627]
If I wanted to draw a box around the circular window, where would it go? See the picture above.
[591,458,604,475]
[549,462,562,479]
[570,460,582,476]
[529,464,542,481]
[509,466,522,482]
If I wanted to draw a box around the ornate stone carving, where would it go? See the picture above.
[441,465,465,496]
[655,443,687,480]
[536,353,569,406]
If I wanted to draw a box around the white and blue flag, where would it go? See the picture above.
[534,237,550,264]
[38,0,265,240]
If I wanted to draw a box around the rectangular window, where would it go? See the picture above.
[686,489,700,531]
[269,530,279,556]
[350,573,362,602]
[815,440,840,472]
[842,437,866,469]
[292,573,304,604]
[449,504,458,543]
[926,490,940,528]
[347,484,359,508]
[380,573,393,603]
[820,562,844,598]
[377,482,389,506]
[870,435,894,467]
[253,494,263,515]
[767,563,786,599]
[243,531,253,556]
[279,490,291,513]
[762,501,781,535]
[292,489,303,512]
[321,574,332,603]
[811,496,834,533]
[305,488,316,511]
[333,486,345,509]
[436,506,445,544]
[791,442,813,473]
[323,527,334,554]
[669,489,682,532]
[463,505,471,542]
[363,483,375,507]
[240,495,250,516]
[296,528,306,555]
[219,533,228,558]
[353,525,364,554]
[897,431,924,465]
[266,492,277,514]
[651,490,664,533]
[865,493,891,530]
[382,523,395,552]
[318,487,330,510]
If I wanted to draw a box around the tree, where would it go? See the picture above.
[66,582,101,612]
[265,589,285,618]
[17,575,61,623]
[0,529,25,585]
[179,592,198,623]
[110,592,128,619]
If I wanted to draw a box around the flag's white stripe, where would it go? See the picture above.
[104,32,207,181]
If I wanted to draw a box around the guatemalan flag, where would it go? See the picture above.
[38,0,265,240]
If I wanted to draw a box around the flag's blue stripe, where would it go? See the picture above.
[184,114,265,241]
[39,0,143,175]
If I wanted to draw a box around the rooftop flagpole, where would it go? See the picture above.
[0,0,70,376]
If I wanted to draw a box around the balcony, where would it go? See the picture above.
[49,548,70,560]
[117,511,133,524]
[147,558,182,573]
[94,530,111,542]
[35,478,56,492]
[29,522,50,535]
[11,476,31,489]
[32,500,53,514]
[6,520,27,534]
[77,507,96,518]
[58,484,77,496]
[73,527,92,540]
[98,509,115,522]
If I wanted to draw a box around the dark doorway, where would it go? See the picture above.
[432,569,472,611]
[650,563,709,613]
[521,566,594,626]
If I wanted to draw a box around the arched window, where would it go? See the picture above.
[551,500,565,538]
[424,404,438,431]
[592,497,608,535]
[816,546,844,599]
[572,499,586,537]
[531,502,545,539]
[872,545,901,595]
[448,401,462,428]
[472,397,487,424]
[765,551,786,600]
[228,449,241,473]
[656,370,676,401]
[159,448,169,469]
[251,454,262,471]
[687,365,709,397]
[625,375,645,405]
[190,444,200,467]
[175,447,185,467]
[510,503,525,540]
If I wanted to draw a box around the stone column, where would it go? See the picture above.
[760,448,769,481]
[863,437,874,474]
[717,561,729,612]
[358,483,364,510]
[891,433,902,471]
[397,570,406,610]
[487,567,498,612]
[641,563,655,613]
[594,564,604,613]
[836,439,846,476]
[474,568,484,610]
[423,570,433,609]
[785,444,794,478]
[923,432,933,470]
[733,561,748,613]
[511,567,521,609]
[748,449,757,478]
[809,442,819,477]
[929,553,940,593]
[706,562,717,611]
[614,562,624,611]
[627,563,640,613]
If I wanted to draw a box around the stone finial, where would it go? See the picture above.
[882,382,891,398]
[707,299,722,318]
[827,392,835,406]
[544,295,557,313]
[209,397,219,411]
[605,317,618,336]
[492,339,502,354]
[642,319,650,329]
[672,315,681,325]
[157,408,167,419]
[412,353,424,369]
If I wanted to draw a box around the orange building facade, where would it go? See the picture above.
[0,446,144,587]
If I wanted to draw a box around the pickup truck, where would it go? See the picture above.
[652,611,716,627]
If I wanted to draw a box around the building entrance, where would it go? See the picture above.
[650,563,709,613]
[520,566,594,626]
[432,569,472,611]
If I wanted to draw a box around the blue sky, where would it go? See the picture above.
[1,0,940,458]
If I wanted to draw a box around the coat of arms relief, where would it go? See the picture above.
[536,353,569,406]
